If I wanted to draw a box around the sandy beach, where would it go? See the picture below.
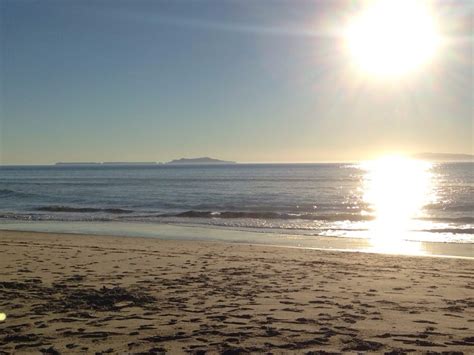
[0,230,473,354]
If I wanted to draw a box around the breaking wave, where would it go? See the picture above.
[160,210,374,221]
[36,206,133,214]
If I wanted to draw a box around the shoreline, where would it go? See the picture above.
[0,220,473,259]
[1,229,473,353]
[1,226,474,261]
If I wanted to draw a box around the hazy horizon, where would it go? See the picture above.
[1,151,473,166]
[1,0,472,164]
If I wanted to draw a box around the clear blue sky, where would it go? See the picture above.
[1,0,472,164]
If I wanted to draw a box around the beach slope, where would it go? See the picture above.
[0,230,473,353]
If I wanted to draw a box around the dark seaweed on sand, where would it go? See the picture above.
[63,286,156,311]
[0,280,156,313]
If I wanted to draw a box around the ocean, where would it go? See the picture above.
[0,162,473,248]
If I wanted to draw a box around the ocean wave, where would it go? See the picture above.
[0,212,115,221]
[422,217,474,223]
[421,228,474,235]
[0,189,33,198]
[159,210,374,222]
[5,205,474,226]
[425,204,474,212]
[36,206,133,214]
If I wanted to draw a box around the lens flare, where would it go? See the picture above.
[345,0,440,77]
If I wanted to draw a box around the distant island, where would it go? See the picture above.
[102,162,158,165]
[166,157,236,165]
[412,153,473,162]
[55,158,236,166]
[55,162,102,166]
[55,162,158,166]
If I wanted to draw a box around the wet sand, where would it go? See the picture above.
[0,230,473,353]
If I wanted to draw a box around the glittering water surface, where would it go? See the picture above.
[0,161,472,245]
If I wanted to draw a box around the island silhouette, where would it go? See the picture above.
[165,157,236,165]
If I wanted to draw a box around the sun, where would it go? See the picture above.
[345,0,440,77]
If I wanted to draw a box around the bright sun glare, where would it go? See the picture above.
[360,156,436,253]
[345,0,440,77]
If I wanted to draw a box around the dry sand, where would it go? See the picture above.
[0,230,473,354]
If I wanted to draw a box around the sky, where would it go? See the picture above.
[1,0,472,164]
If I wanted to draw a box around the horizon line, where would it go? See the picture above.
[1,160,473,167]
[1,152,473,166]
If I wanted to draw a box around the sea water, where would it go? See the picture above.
[0,162,472,247]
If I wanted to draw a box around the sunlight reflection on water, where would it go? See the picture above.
[360,156,437,254]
